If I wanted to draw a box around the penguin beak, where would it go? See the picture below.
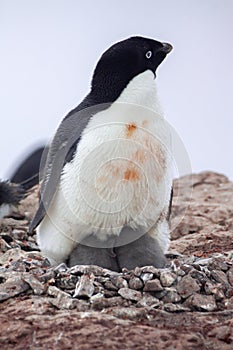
[160,42,173,54]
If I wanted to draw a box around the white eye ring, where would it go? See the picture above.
[145,50,152,59]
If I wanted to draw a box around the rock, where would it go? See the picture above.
[103,289,118,298]
[91,296,130,310]
[12,229,27,240]
[163,303,190,312]
[211,270,229,285]
[104,280,118,291]
[52,297,89,311]
[225,296,233,310]
[0,238,11,252]
[55,273,79,290]
[227,267,233,286]
[0,273,30,301]
[160,270,177,287]
[208,259,230,272]
[204,280,217,295]
[48,286,87,310]
[47,285,70,298]
[136,293,160,308]
[22,273,45,295]
[0,248,28,265]
[53,263,68,273]
[162,290,181,303]
[140,273,154,283]
[143,279,163,292]
[180,264,193,274]
[139,266,160,277]
[93,281,104,294]
[193,258,213,267]
[38,270,55,283]
[185,294,217,311]
[129,276,144,290]
[190,269,208,285]
[69,265,108,276]
[118,288,141,301]
[204,281,226,301]
[110,276,128,289]
[74,274,95,298]
[176,275,200,298]
[152,290,168,299]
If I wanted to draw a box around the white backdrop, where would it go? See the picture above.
[1,0,233,179]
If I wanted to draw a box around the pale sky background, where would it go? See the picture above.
[1,0,233,180]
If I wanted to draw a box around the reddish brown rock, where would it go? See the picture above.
[176,275,200,298]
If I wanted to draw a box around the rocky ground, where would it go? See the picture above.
[0,171,233,349]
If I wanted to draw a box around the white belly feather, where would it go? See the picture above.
[37,70,173,263]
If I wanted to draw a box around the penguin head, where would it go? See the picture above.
[91,36,172,102]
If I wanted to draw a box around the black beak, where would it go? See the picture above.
[160,42,173,54]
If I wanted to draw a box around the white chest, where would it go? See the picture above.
[46,70,173,241]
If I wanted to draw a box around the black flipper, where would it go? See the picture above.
[29,96,111,233]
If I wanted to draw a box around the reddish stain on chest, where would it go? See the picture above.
[124,168,139,181]
[134,150,146,163]
[125,123,137,138]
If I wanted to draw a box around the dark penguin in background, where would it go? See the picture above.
[10,146,48,190]
[30,36,173,271]
[0,181,24,218]
[0,146,47,218]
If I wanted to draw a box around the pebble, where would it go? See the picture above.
[73,274,95,298]
[160,270,177,287]
[104,280,118,291]
[22,273,45,295]
[185,293,217,311]
[190,269,208,285]
[140,273,154,283]
[143,279,163,292]
[139,266,160,277]
[162,290,181,303]
[104,289,118,298]
[176,275,200,298]
[91,296,129,310]
[163,303,190,312]
[48,286,88,310]
[180,264,193,274]
[129,276,144,290]
[227,267,233,286]
[136,293,160,308]
[47,285,70,298]
[0,238,11,252]
[56,274,79,290]
[53,263,68,273]
[110,276,128,289]
[69,265,107,276]
[211,270,229,285]
[0,273,30,301]
[118,288,141,301]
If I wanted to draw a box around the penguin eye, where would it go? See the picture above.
[145,50,152,59]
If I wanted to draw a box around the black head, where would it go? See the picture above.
[91,36,172,103]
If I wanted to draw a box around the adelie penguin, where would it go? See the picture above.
[30,36,173,271]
